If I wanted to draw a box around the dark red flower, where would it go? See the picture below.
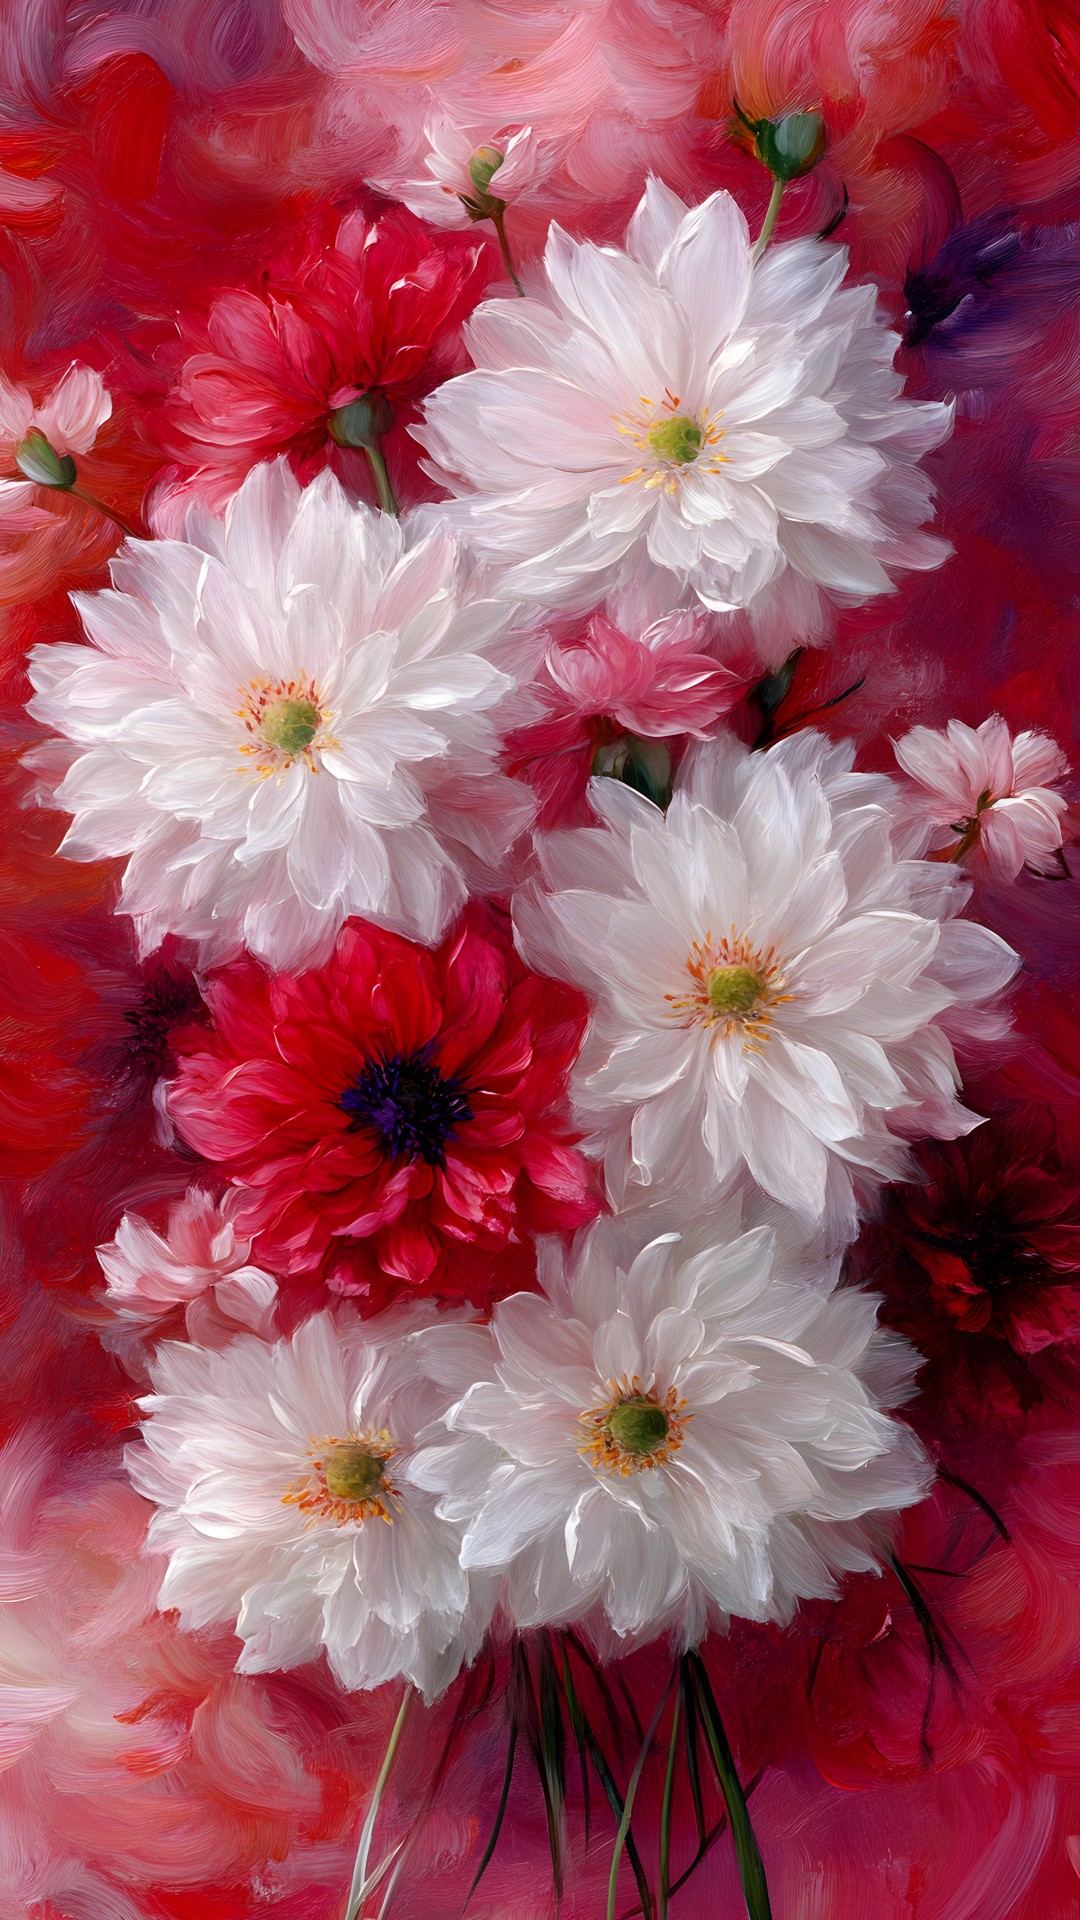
[868,1115,1080,1417]
[168,205,485,497]
[165,909,597,1309]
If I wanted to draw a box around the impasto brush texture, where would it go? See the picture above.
[1,4,1079,1918]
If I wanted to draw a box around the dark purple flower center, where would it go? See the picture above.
[341,1045,472,1166]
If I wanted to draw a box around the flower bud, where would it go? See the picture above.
[592,736,672,809]
[749,649,802,720]
[468,145,505,199]
[15,427,77,489]
[328,393,396,449]
[753,111,827,183]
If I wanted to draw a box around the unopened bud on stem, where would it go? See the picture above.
[328,392,396,450]
[15,428,77,489]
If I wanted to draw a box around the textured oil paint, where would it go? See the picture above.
[1,4,1080,1919]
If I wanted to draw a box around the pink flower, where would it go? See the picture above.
[894,715,1069,877]
[509,603,745,826]
[97,1186,278,1349]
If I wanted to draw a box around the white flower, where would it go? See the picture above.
[415,178,952,640]
[128,1309,493,1699]
[28,459,535,971]
[514,729,1019,1220]
[387,119,548,230]
[411,1214,929,1646]
[894,714,1069,879]
[0,363,111,505]
[97,1186,278,1349]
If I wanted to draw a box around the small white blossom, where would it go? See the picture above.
[387,119,548,229]
[0,362,111,506]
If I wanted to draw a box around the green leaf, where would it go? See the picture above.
[513,1638,566,1898]
[562,1642,654,1920]
[749,650,802,723]
[686,1654,773,1920]
[658,1689,681,1920]
[557,1637,592,1841]
[465,1716,518,1908]
[344,1687,412,1920]
[607,1677,672,1920]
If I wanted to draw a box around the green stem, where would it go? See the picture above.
[658,1689,681,1920]
[69,484,139,540]
[687,1655,772,1920]
[490,205,526,297]
[364,440,398,517]
[345,1687,412,1920]
[752,176,785,262]
[607,1677,671,1920]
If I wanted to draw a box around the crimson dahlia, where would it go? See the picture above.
[870,1116,1080,1419]
[170,206,485,495]
[166,911,596,1308]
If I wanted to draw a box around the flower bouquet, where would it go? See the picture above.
[2,4,1080,1916]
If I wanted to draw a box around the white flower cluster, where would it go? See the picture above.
[43,180,1044,1698]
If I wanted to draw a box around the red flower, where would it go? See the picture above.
[169,206,485,496]
[867,1115,1080,1417]
[166,910,597,1309]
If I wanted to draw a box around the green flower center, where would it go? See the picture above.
[706,964,766,1017]
[647,415,702,464]
[260,698,320,757]
[606,1398,670,1457]
[322,1444,386,1504]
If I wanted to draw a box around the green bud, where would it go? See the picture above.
[15,428,77,490]
[754,111,827,183]
[749,649,802,719]
[468,145,505,199]
[591,736,673,810]
[328,392,395,449]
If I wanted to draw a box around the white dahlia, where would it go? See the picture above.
[411,1215,929,1645]
[514,730,1019,1220]
[415,177,952,638]
[128,1309,493,1699]
[28,459,534,971]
